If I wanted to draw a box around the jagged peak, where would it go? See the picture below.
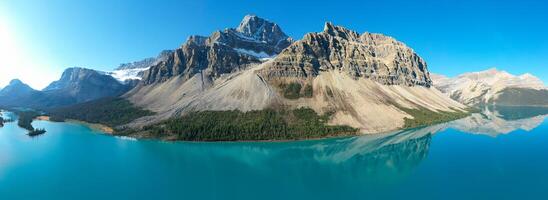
[185,35,208,46]
[323,22,335,32]
[322,22,360,41]
[234,14,289,43]
[236,14,267,34]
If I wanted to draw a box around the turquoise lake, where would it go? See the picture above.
[1,107,548,200]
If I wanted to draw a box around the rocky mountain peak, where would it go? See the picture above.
[322,22,360,41]
[235,15,289,44]
[185,35,208,46]
[0,79,37,100]
[42,67,130,103]
[140,14,293,85]
[262,23,432,87]
[3,79,34,92]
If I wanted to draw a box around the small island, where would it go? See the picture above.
[28,128,46,136]
[15,110,47,137]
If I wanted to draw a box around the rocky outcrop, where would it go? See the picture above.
[140,15,293,85]
[260,22,431,87]
[432,68,547,106]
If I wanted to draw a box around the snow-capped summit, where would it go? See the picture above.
[235,14,289,45]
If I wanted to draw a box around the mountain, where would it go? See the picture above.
[432,68,548,106]
[107,50,173,82]
[0,68,132,109]
[43,67,131,104]
[260,22,432,86]
[0,79,46,107]
[0,79,37,97]
[445,106,548,137]
[136,14,293,85]
[124,15,466,135]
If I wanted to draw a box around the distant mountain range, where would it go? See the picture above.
[0,68,132,108]
[432,68,548,106]
[0,14,546,140]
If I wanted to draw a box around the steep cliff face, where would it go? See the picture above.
[261,22,431,87]
[139,15,293,85]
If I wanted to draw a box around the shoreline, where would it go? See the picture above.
[31,111,473,142]
[65,119,115,134]
[34,115,114,134]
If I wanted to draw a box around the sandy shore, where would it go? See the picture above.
[34,115,114,134]
[36,116,50,121]
[65,119,115,134]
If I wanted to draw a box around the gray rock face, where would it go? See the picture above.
[141,15,293,85]
[261,22,432,87]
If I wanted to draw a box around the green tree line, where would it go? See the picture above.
[135,108,358,141]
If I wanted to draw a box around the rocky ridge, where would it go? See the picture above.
[139,15,293,85]
[261,22,432,87]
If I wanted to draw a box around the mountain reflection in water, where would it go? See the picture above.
[0,106,547,199]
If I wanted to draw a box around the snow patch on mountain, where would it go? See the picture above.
[234,48,273,59]
[107,68,149,82]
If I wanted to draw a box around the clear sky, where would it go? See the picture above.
[1,0,547,89]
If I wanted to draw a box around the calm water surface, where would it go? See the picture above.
[1,107,547,200]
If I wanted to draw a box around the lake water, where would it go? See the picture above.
[1,107,548,200]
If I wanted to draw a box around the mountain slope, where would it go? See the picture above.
[125,17,466,135]
[432,68,547,106]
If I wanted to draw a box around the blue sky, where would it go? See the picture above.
[1,0,547,89]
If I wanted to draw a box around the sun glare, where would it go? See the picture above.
[0,15,57,89]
